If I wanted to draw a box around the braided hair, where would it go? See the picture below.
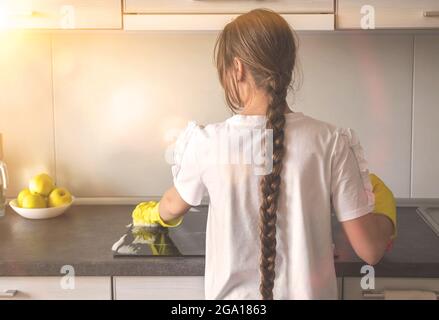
[214,9,297,300]
[259,85,288,299]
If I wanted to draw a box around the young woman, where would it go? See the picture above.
[132,9,396,300]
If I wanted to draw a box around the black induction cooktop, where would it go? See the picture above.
[112,206,207,257]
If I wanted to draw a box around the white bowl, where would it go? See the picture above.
[9,196,75,220]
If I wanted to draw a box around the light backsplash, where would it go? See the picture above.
[51,33,229,197]
[0,31,437,199]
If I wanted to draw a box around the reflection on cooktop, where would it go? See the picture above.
[112,207,207,257]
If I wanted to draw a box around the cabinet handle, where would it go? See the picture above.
[5,11,36,17]
[362,291,385,299]
[424,11,439,17]
[0,290,18,298]
[362,290,439,300]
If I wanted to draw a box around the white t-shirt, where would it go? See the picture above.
[171,112,374,300]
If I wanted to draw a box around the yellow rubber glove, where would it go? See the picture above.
[369,173,397,239]
[132,201,183,228]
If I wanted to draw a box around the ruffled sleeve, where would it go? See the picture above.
[331,128,375,222]
[171,122,206,206]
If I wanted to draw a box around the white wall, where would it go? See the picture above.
[412,35,439,198]
[294,34,413,197]
[51,33,229,197]
[0,31,436,198]
[0,32,55,197]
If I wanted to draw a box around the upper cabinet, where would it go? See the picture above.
[3,1,439,31]
[337,0,439,29]
[123,0,335,31]
[124,0,334,14]
[0,0,122,29]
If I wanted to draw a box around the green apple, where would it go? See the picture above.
[48,187,72,207]
[17,188,32,207]
[22,193,47,209]
[29,173,55,196]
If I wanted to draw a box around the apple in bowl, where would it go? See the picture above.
[10,173,74,219]
[29,173,54,197]
[48,188,73,208]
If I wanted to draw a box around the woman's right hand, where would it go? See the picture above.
[340,173,396,265]
[369,173,397,239]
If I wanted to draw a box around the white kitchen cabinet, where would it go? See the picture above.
[336,277,342,300]
[114,276,342,299]
[113,276,205,300]
[343,277,439,300]
[123,0,334,31]
[412,36,439,198]
[124,13,334,31]
[124,0,334,14]
[0,0,121,29]
[337,0,439,29]
[0,277,111,300]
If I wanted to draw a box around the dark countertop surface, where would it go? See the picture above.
[0,205,438,277]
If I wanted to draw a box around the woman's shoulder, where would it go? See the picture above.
[289,113,366,155]
[291,113,338,137]
[179,120,228,136]
[177,115,361,145]
[174,120,228,148]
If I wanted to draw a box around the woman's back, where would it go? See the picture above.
[130,9,395,300]
[173,112,374,299]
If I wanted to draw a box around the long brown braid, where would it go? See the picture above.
[259,86,288,299]
[214,9,297,299]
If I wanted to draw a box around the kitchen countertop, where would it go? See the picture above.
[0,205,438,278]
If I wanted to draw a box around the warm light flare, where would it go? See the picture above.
[0,0,40,30]
[0,31,29,60]
[0,7,10,29]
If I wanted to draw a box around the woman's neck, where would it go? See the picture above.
[239,90,270,115]
[239,92,292,116]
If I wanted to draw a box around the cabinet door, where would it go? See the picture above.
[0,277,111,300]
[336,278,342,300]
[0,0,121,29]
[412,36,439,198]
[337,0,439,29]
[123,13,334,31]
[343,277,439,300]
[113,276,205,300]
[124,0,334,14]
[294,34,413,197]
